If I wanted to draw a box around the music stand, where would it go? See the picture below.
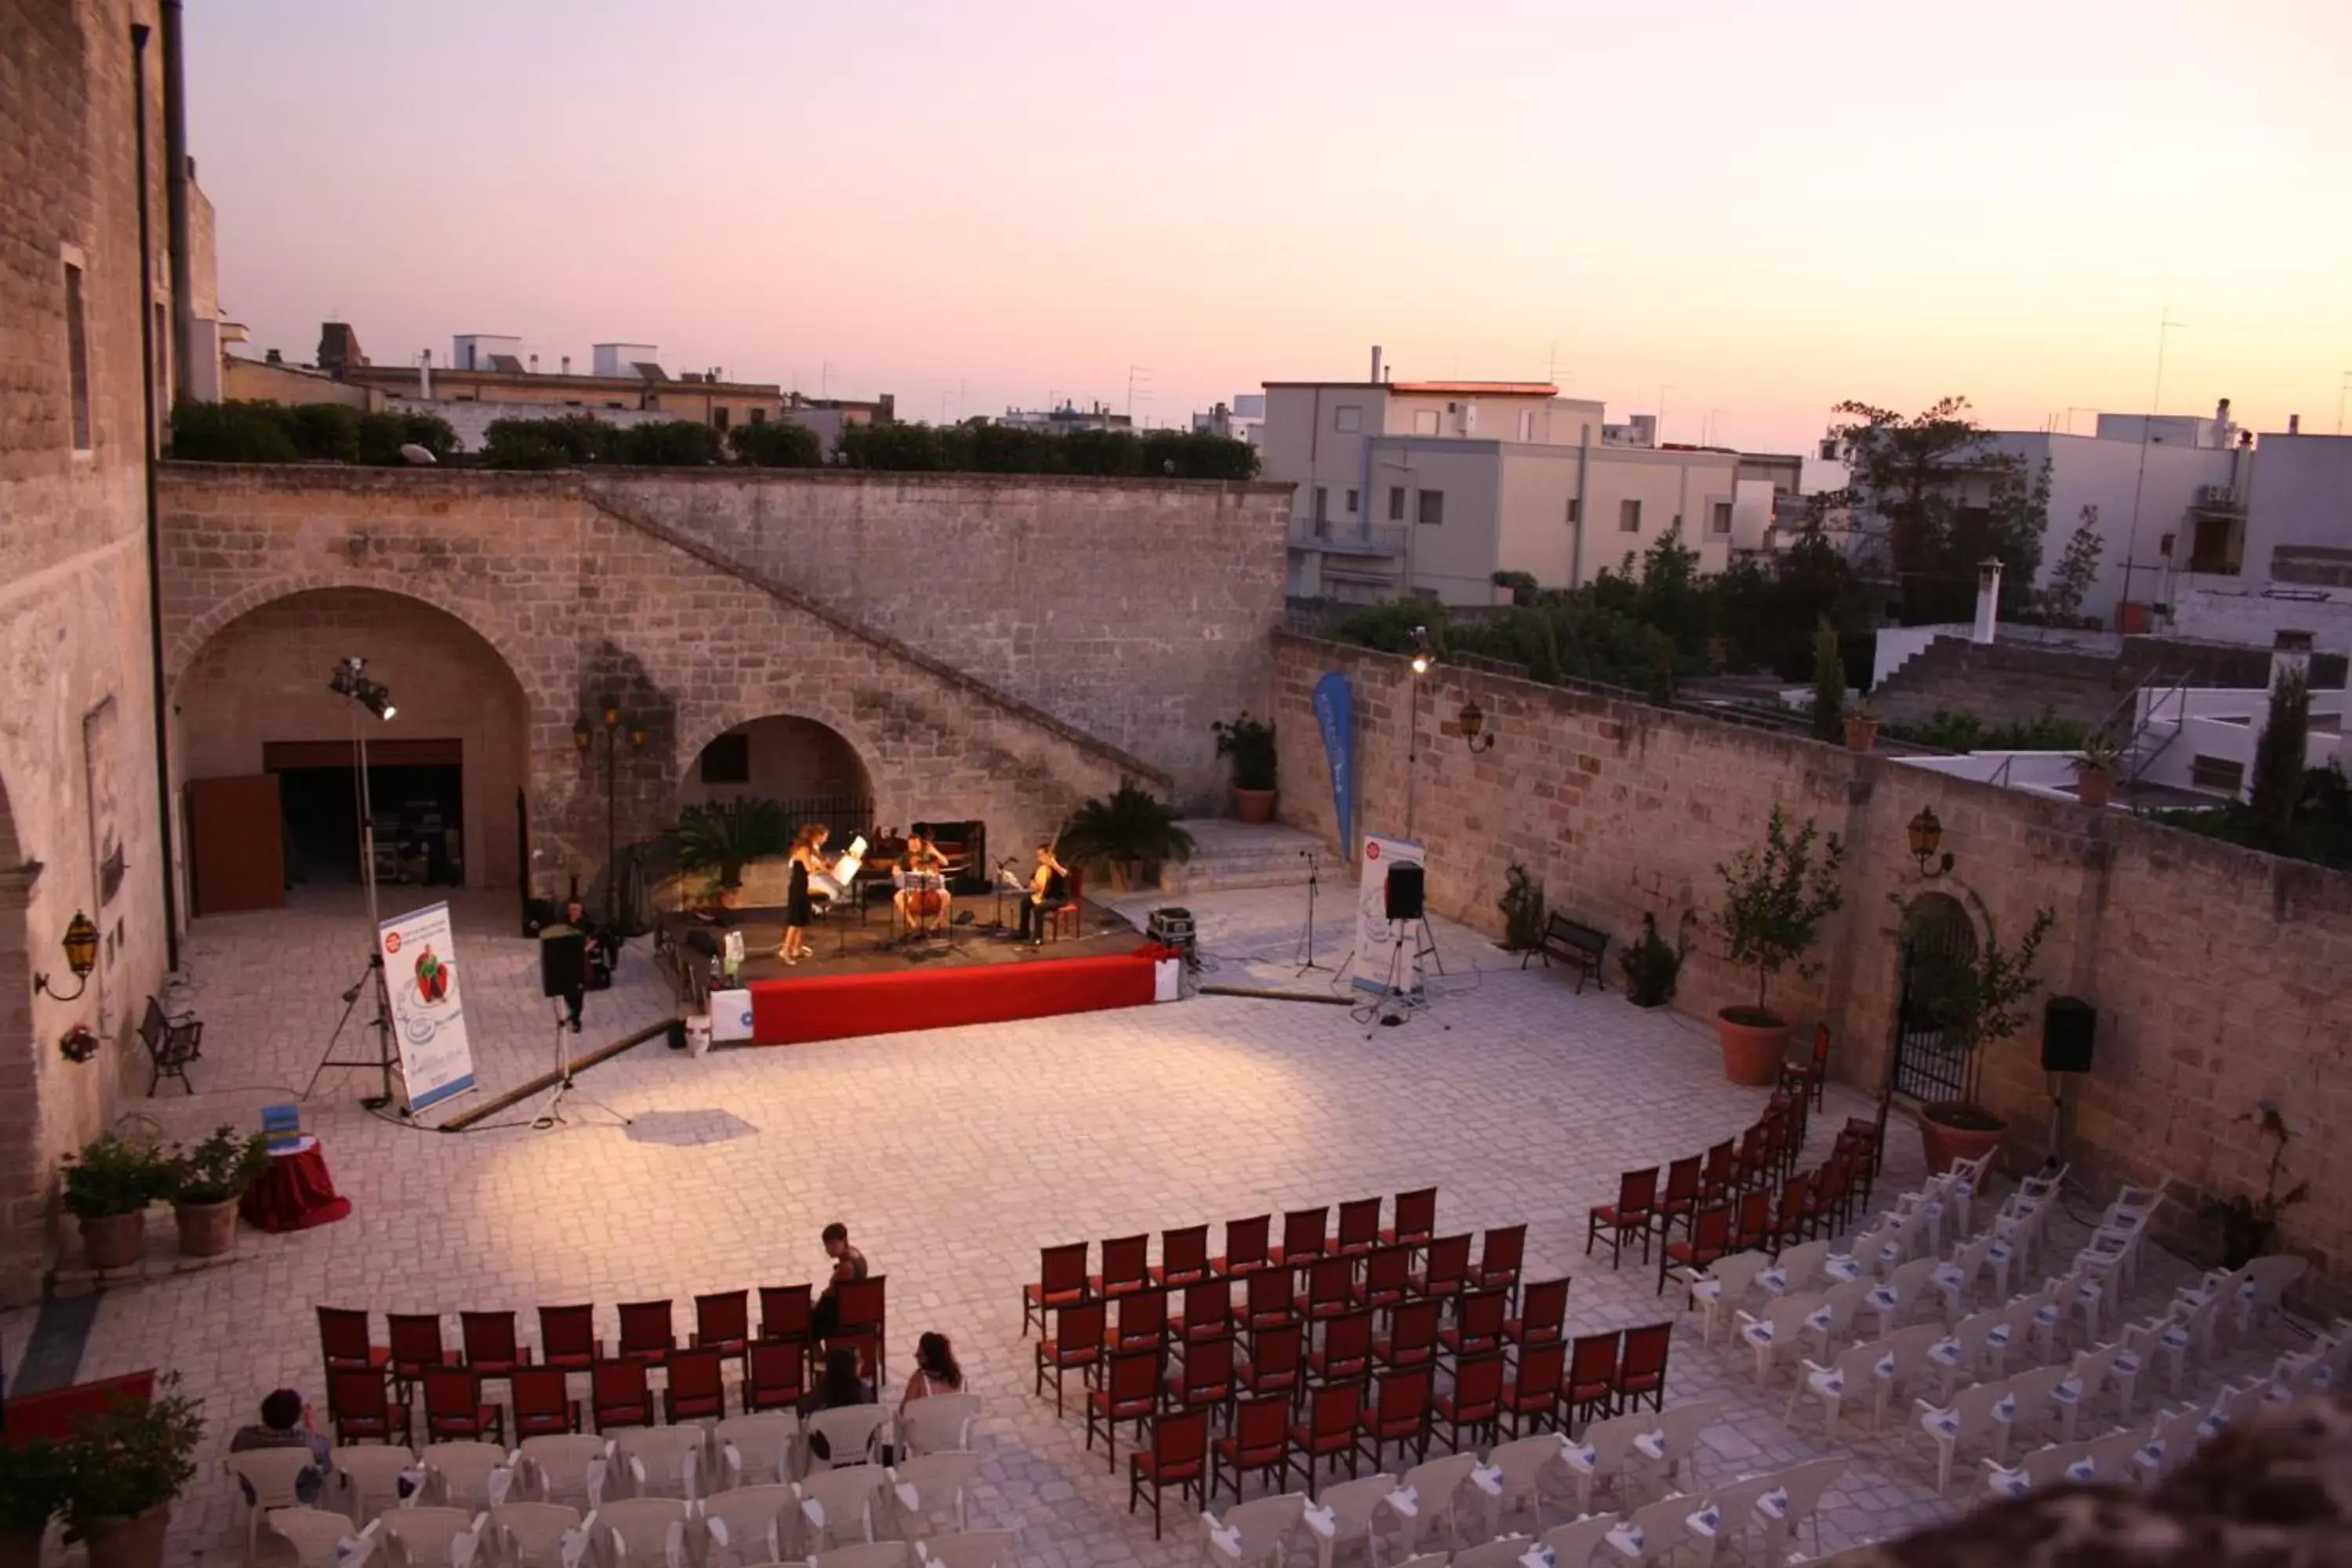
[534,1000,630,1131]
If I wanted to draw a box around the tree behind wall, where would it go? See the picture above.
[1810,619,1846,742]
[2040,509,2105,624]
[2249,670,2311,833]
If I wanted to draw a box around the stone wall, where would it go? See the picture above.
[0,0,175,1302]
[1272,633,2352,1314]
[593,470,1294,806]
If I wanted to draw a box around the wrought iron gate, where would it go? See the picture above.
[1890,896,1977,1103]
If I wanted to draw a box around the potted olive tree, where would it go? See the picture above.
[1713,807,1844,1085]
[1904,902,2056,1173]
[164,1126,268,1258]
[1620,911,1693,1009]
[1211,713,1278,824]
[60,1381,202,1568]
[61,1138,169,1272]
[1058,780,1196,891]
[0,1440,68,1568]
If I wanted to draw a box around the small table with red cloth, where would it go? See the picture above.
[239,1137,353,1232]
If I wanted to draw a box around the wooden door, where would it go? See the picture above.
[185,774,286,917]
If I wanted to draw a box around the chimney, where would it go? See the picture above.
[1370,345,1383,385]
[2273,630,2314,691]
[1972,557,2003,644]
[561,355,571,375]
[419,347,432,401]
[528,354,539,373]
[2288,414,2301,435]
[264,348,281,365]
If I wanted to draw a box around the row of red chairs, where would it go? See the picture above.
[1584,1083,1843,1270]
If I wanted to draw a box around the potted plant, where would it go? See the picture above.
[60,1380,202,1568]
[2071,732,2124,808]
[0,1440,67,1568]
[1713,807,1845,1085]
[1497,863,1546,953]
[1211,713,1279,824]
[1843,700,1880,753]
[163,1126,267,1258]
[1057,780,1196,891]
[1905,903,2057,1174]
[1620,911,1693,1009]
[670,797,791,909]
[2205,1106,2309,1269]
[61,1137,169,1272]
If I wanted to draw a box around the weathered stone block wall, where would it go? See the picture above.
[1272,633,2352,1314]
[0,0,175,1301]
[593,470,1294,806]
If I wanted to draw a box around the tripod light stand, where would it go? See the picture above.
[306,658,403,1109]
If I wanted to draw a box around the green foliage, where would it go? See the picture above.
[1329,601,1446,657]
[169,398,302,463]
[0,1439,70,1537]
[834,420,1257,479]
[2158,759,2352,873]
[2249,670,2311,834]
[1619,911,1693,1007]
[164,1126,269,1205]
[1497,864,1547,952]
[476,431,568,470]
[171,399,450,467]
[61,1136,170,1220]
[477,416,722,468]
[728,419,824,468]
[838,421,954,471]
[60,1378,204,1534]
[1885,706,2089,754]
[620,419,724,466]
[1057,781,1196,875]
[1635,525,1707,656]
[670,797,793,890]
[358,409,458,465]
[1490,570,1540,607]
[1211,713,1278,792]
[1715,806,1846,1018]
[2040,510,2105,624]
[1809,619,1846,742]
[285,402,361,463]
[1893,900,2055,1104]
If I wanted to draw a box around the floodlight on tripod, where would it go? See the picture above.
[328,656,397,720]
[303,655,403,1112]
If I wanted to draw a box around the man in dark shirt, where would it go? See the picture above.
[228,1388,331,1504]
[811,1221,869,1340]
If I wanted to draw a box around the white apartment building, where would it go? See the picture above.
[1264,357,1800,605]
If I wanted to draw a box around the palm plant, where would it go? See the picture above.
[670,797,792,891]
[1056,781,1195,890]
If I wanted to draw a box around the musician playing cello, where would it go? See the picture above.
[1017,841,1070,946]
[894,830,950,935]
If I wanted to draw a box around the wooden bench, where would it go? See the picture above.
[1523,913,1610,992]
[137,995,201,1095]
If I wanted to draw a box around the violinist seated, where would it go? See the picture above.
[893,831,952,937]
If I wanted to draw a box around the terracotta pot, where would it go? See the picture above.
[173,1197,240,1258]
[1843,716,1879,753]
[1917,1100,2009,1175]
[78,1210,145,1272]
[1715,1009,1791,1087]
[2077,766,2114,808]
[1232,787,1277,825]
[82,1507,171,1568]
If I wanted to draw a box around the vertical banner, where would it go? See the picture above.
[378,901,478,1114]
[1352,833,1426,996]
[1311,672,1355,858]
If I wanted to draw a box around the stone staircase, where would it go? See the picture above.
[1160,818,1323,893]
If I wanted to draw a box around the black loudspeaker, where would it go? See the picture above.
[1385,865,1425,921]
[539,932,587,999]
[665,1018,688,1051]
[2042,996,2096,1073]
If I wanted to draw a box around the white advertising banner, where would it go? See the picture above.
[709,988,756,1043]
[377,901,478,1114]
[1351,833,1425,996]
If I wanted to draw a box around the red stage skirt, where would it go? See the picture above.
[748,946,1163,1046]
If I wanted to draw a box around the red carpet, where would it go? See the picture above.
[749,946,1164,1046]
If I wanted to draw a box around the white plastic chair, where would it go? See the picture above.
[702,1483,798,1566]
[1945,1149,1997,1236]
[2052,1341,2130,1442]
[375,1506,488,1568]
[1304,1473,1397,1568]
[886,1450,978,1538]
[517,1436,609,1510]
[594,1499,690,1568]
[1932,1233,2003,1323]
[1929,1307,2004,1402]
[1388,1453,1483,1557]
[1631,1399,1722,1501]
[810,1545,910,1568]
[896,1394,979,1458]
[612,1428,703,1502]
[1800,1278,1872,1363]
[714,1414,800,1491]
[2132,1405,2209,1484]
[1755,1456,1845,1566]
[420,1443,513,1512]
[2156,1298,2223,1398]
[228,1448,319,1565]
[1684,1251,1773,1345]
[1996,1363,2074,1455]
[795,1467,884,1551]
[1868,1323,1947,1436]
[1452,1536,1537,1568]
[1757,1241,1838,1298]
[913,1532,1017,1568]
[2235,1254,2310,1336]
[1683,1472,1777,1568]
[1602,1493,1697,1565]
[1559,1415,1646,1516]
[802,1404,890,1475]
[2078,1426,2143,1485]
[488,1501,584,1568]
[1858,1256,1940,1341]
[330,1446,418,1527]
[1482,1436,1571,1534]
[1982,1438,2089,1498]
[1915,1378,2019,1494]
[1786,1338,1882,1440]
[1540,1513,1621,1568]
[1737,1292,1822,1387]
[1201,1492,1310,1566]
[262,1506,363,1568]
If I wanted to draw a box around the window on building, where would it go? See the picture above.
[1518,410,1537,442]
[1388,485,1406,521]
[1334,405,1363,433]
[1312,487,1328,527]
[605,401,624,410]
[1417,489,1445,526]
[699,732,752,785]
[1566,498,1581,524]
[749,407,767,424]
[64,262,92,451]
[1345,488,1359,514]
[1710,501,1733,535]
[2189,754,2245,794]
[1619,498,1642,532]
[563,399,583,407]
[714,406,731,430]
[1414,409,1440,435]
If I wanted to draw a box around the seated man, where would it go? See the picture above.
[810,1221,869,1341]
[230,1388,332,1505]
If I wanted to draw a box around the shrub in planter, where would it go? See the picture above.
[2071,731,2124,808]
[670,797,793,902]
[163,1126,268,1258]
[1900,901,2056,1172]
[1057,780,1195,891]
[1497,864,1546,953]
[1713,808,1844,1084]
[0,1440,69,1568]
[1619,911,1692,1008]
[60,1379,202,1568]
[61,1138,169,1271]
[1211,713,1278,823]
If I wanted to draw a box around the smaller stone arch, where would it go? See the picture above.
[1888,891,1980,1103]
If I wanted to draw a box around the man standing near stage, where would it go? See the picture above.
[558,898,600,1033]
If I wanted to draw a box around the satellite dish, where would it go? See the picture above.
[399,443,437,466]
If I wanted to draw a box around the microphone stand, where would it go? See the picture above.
[1294,851,1330,975]
[988,858,1017,933]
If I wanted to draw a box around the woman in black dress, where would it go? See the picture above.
[780,823,831,964]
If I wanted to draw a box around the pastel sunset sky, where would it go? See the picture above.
[190,0,2352,456]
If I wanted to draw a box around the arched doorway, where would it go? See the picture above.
[681,715,875,826]
[174,588,532,906]
[1889,893,1979,1102]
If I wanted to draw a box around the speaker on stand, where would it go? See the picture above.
[2041,996,2096,1160]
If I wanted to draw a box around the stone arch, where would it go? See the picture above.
[677,708,889,824]
[678,713,878,818]
[174,587,535,891]
[1889,891,1981,1103]
[0,762,40,1303]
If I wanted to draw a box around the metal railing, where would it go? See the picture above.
[1286,521,1407,557]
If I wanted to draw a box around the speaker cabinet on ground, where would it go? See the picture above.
[2042,995,2096,1073]
[1385,865,1425,921]
[539,931,587,999]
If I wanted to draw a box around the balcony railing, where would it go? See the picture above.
[2190,485,2245,514]
[1287,520,1407,557]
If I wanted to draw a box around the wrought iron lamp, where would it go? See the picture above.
[1907,807,1955,878]
[34,909,100,1001]
[1457,699,1497,753]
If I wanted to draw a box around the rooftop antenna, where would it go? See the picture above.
[1127,365,1152,419]
[2120,307,2187,620]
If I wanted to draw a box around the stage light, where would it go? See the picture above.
[1407,625,1432,676]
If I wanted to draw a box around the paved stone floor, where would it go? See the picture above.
[55,883,2310,1566]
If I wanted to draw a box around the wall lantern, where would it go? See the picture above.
[572,716,595,753]
[34,910,101,1001]
[628,727,648,750]
[1457,700,1497,753]
[1408,626,1432,676]
[1907,807,1955,879]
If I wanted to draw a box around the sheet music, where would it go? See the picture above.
[811,837,867,900]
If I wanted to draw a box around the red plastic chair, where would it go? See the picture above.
[1335,1198,1383,1254]
[1166,1333,1236,1413]
[1288,1381,1366,1496]
[1035,1299,1106,1416]
[1731,1188,1775,1254]
[317,1307,389,1377]
[459,1311,528,1381]
[1212,1396,1292,1503]
[387,1312,456,1388]
[1439,1288,1509,1359]
[1376,1298,1442,1371]
[615,1300,675,1367]
[1107,1288,1169,1355]
[1355,1245,1413,1312]
[1085,1348,1163,1472]
[1307,1310,1374,1387]
[1506,1277,1570,1356]
[1273,1206,1330,1265]
[1358,1365,1434,1468]
[1169,1277,1234,1345]
[743,1340,806,1414]
[1587,1168,1660,1268]
[1779,1021,1831,1112]
[691,1290,750,1361]
[1409,1234,1472,1308]
[1235,1321,1304,1406]
[1699,1141,1737,1204]
[757,1284,813,1348]
[1654,1156,1704,1245]
[1214,1214,1272,1277]
[1243,1265,1298,1332]
[1806,1158,1856,1238]
[1474,1224,1526,1298]
[327,1366,408,1446]
[1156,1224,1211,1287]
[1129,1407,1210,1539]
[1660,1203,1734,1295]
[1437,1352,1506,1450]
[1769,1174,1815,1254]
[590,1359,652,1430]
[1500,1341,1566,1437]
[828,1276,887,1384]
[1733,1125,1773,1193]
[1382,1187,1439,1252]
[1094,1233,1152,1298]
[510,1367,579,1437]
[1294,1256,1356,1324]
[1614,1323,1673,1416]
[420,1366,503,1443]
[1563,1332,1618,1429]
[664,1345,726,1422]
[537,1305,601,1370]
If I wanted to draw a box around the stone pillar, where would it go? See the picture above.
[0,861,49,1305]
[1971,558,2002,644]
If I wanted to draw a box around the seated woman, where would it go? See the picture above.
[1018,843,1070,945]
[893,831,951,935]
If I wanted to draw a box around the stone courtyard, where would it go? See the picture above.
[2,881,2314,1566]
